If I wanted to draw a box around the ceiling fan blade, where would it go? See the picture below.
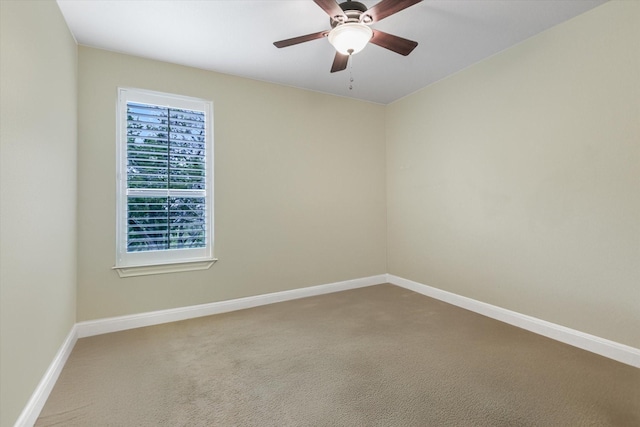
[273,31,327,48]
[366,0,423,23]
[370,30,418,56]
[330,52,349,73]
[313,0,346,21]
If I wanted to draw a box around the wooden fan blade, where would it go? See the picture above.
[274,31,327,48]
[370,30,418,56]
[330,52,349,73]
[314,0,346,21]
[366,0,423,23]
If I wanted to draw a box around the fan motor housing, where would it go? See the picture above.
[330,1,371,27]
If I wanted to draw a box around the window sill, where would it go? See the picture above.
[113,259,217,278]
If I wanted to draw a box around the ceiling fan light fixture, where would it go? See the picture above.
[328,23,373,55]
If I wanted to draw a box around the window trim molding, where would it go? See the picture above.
[115,88,215,276]
[112,258,217,278]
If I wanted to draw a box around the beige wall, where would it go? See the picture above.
[76,47,387,321]
[0,1,78,426]
[387,1,639,348]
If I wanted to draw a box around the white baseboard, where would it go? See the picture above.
[76,274,387,338]
[13,325,78,427]
[387,274,640,368]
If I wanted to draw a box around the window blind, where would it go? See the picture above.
[126,102,207,252]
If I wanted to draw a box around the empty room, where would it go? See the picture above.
[1,0,638,426]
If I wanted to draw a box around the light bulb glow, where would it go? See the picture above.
[328,23,373,55]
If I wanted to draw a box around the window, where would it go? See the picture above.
[114,88,215,277]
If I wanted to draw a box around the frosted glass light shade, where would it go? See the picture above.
[328,23,373,55]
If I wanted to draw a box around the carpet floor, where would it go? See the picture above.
[36,284,639,426]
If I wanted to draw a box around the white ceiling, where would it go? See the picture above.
[56,0,606,104]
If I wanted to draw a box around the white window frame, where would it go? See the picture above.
[114,88,216,277]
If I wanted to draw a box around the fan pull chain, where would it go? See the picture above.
[349,55,354,90]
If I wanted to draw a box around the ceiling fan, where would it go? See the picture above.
[273,0,423,73]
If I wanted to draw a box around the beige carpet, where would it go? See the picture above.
[36,284,639,426]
